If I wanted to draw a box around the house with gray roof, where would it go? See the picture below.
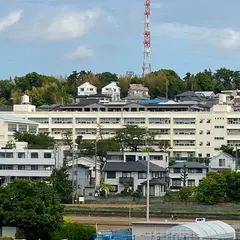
[169,162,209,190]
[102,160,169,197]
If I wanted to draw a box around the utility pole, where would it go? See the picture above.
[236,146,238,171]
[71,149,75,204]
[146,151,150,221]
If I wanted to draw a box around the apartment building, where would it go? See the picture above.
[0,149,63,185]
[1,96,240,158]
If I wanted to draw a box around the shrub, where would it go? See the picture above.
[0,237,13,240]
[51,223,96,240]
[178,186,197,203]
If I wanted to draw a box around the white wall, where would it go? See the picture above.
[210,153,235,171]
[77,82,97,96]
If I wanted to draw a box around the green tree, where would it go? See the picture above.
[214,68,239,89]
[49,160,73,203]
[178,186,196,203]
[14,132,55,149]
[96,72,118,87]
[180,163,188,187]
[51,223,96,240]
[196,172,226,204]
[0,97,7,105]
[220,145,234,156]
[0,179,63,240]
[115,125,155,152]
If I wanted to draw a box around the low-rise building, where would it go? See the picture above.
[209,152,235,172]
[128,84,150,98]
[0,149,63,185]
[102,160,169,197]
[169,162,208,190]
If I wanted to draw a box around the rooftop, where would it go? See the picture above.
[170,161,208,169]
[102,160,167,172]
[0,115,37,124]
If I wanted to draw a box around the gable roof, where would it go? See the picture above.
[102,160,167,172]
[210,152,234,161]
[129,84,149,91]
[176,91,202,98]
[169,161,208,169]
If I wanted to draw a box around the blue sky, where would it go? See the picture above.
[0,0,240,79]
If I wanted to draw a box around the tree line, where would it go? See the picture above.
[1,68,240,106]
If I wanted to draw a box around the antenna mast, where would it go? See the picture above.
[142,0,151,76]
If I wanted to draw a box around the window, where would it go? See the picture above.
[138,172,147,179]
[215,126,224,129]
[18,165,25,170]
[173,168,181,173]
[148,118,170,124]
[188,168,194,173]
[75,129,97,135]
[28,118,49,123]
[206,130,210,135]
[76,118,97,124]
[228,118,240,124]
[52,118,72,124]
[173,118,195,124]
[31,153,38,158]
[109,185,118,192]
[107,171,116,179]
[0,165,13,170]
[200,119,204,123]
[227,140,240,146]
[188,180,195,186]
[100,118,120,124]
[173,140,195,146]
[206,119,211,123]
[124,118,145,124]
[44,153,52,158]
[219,159,226,167]
[6,152,13,158]
[8,123,17,132]
[150,155,163,160]
[174,129,196,135]
[31,165,38,170]
[44,165,52,170]
[206,153,210,157]
[172,179,181,186]
[18,152,25,158]
[196,169,203,173]
[19,125,27,132]
[122,172,131,177]
[126,155,136,162]
[80,88,84,91]
[206,142,210,146]
[215,137,224,140]
[101,129,116,135]
[29,125,37,133]
[198,153,202,157]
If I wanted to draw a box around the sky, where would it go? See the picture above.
[1,0,240,79]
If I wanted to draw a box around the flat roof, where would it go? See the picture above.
[132,221,189,225]
[0,115,38,124]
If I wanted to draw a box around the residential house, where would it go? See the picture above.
[128,84,150,98]
[169,162,208,190]
[106,151,169,168]
[101,82,121,101]
[77,82,97,96]
[102,160,169,197]
[195,91,215,98]
[209,152,235,172]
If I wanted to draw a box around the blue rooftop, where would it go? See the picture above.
[138,98,169,104]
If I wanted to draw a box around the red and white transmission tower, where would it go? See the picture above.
[142,0,151,76]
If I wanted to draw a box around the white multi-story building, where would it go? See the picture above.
[0,114,38,145]
[0,149,63,185]
[2,99,240,159]
[77,82,97,96]
[101,82,120,101]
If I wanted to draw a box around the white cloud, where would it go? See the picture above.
[0,10,23,32]
[152,22,240,51]
[66,45,95,60]
[46,9,100,41]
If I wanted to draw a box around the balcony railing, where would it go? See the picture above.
[170,157,210,165]
[119,177,134,184]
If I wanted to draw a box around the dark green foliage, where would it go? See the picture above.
[178,186,196,203]
[0,237,13,240]
[51,223,96,240]
[115,125,155,151]
[0,179,63,240]
[14,131,55,149]
[180,164,188,187]
[49,160,73,203]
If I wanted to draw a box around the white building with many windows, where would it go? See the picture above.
[0,115,38,146]
[2,99,240,159]
[0,149,64,185]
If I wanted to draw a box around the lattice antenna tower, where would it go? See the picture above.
[142,0,151,76]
